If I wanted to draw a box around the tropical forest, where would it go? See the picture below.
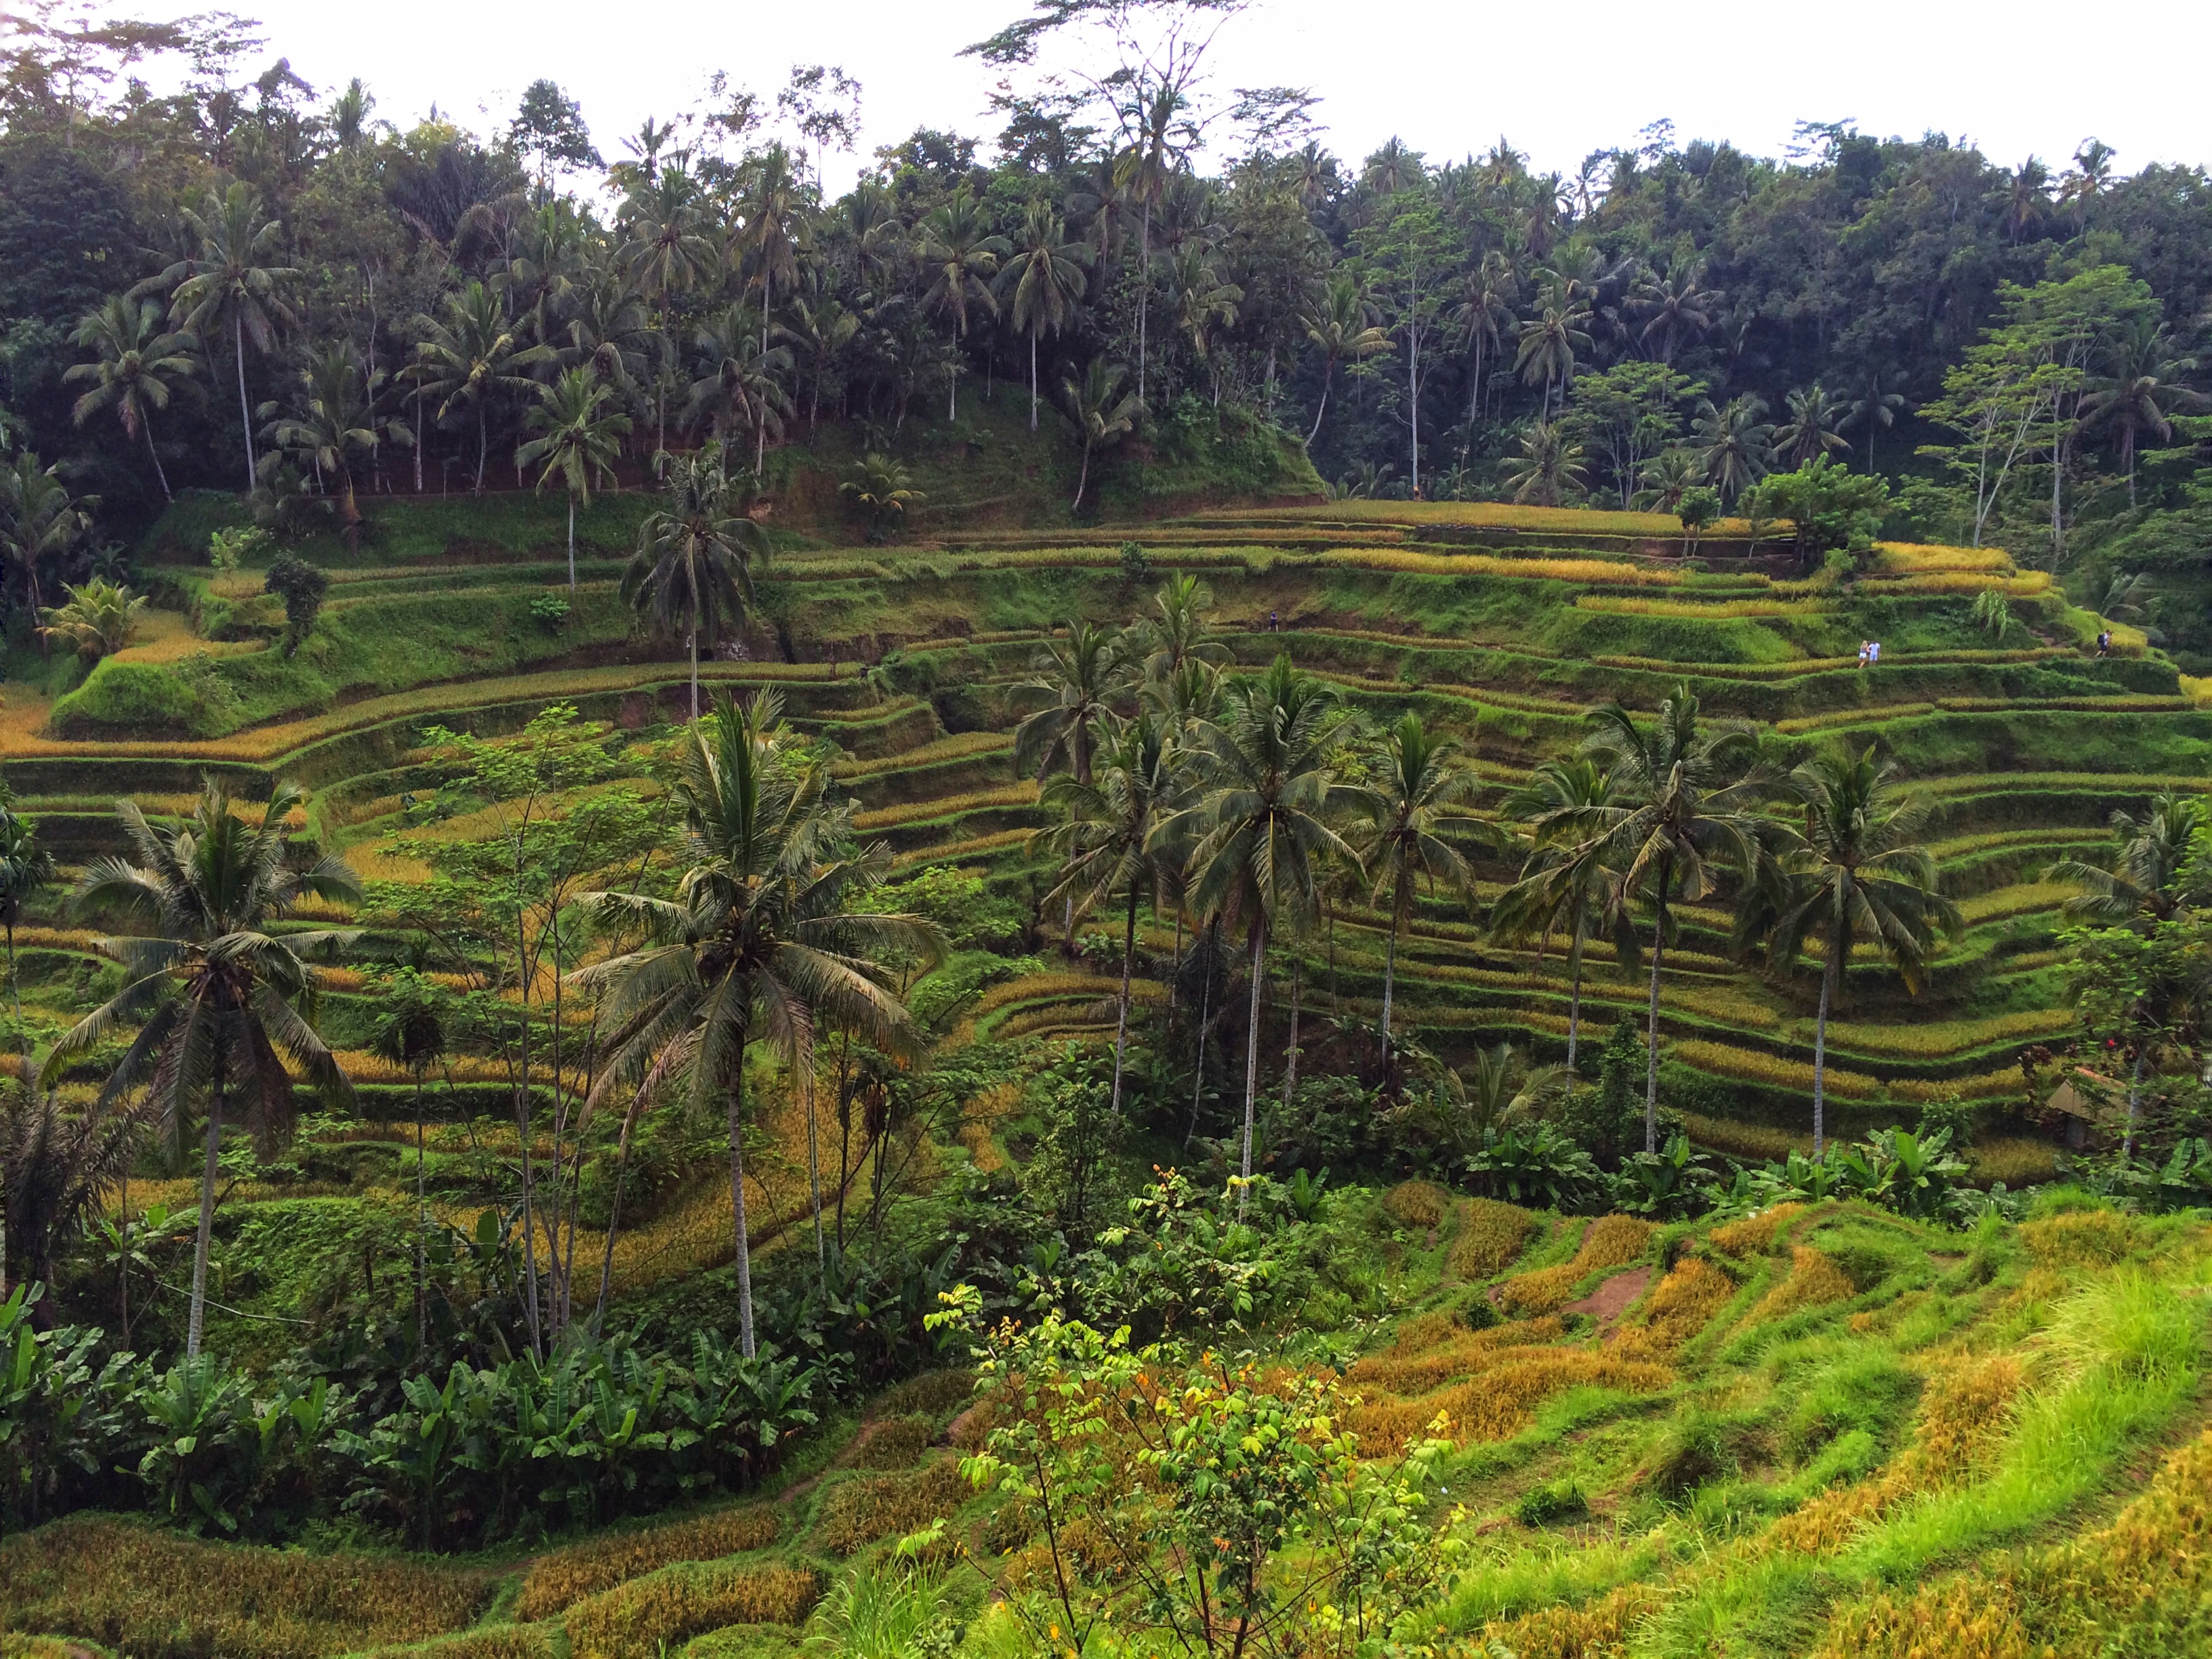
[0,1,2209,1656]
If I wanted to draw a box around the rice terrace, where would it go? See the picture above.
[1,2,2211,1656]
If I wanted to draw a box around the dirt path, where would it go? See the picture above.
[1565,1266,1652,1328]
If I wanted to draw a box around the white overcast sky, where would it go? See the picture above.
[138,0,2212,190]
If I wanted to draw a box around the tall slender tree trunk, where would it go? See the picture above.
[1109,884,1137,1115]
[1380,873,1404,1073]
[1282,950,1301,1111]
[1073,440,1091,513]
[475,403,488,493]
[144,422,173,501]
[2124,1040,2145,1159]
[1137,199,1151,409]
[234,314,255,493]
[1812,947,1834,1158]
[728,1041,756,1359]
[689,626,700,722]
[804,1047,825,1269]
[415,1071,428,1353]
[595,1096,642,1330]
[1566,926,1586,1073]
[1186,932,1212,1148]
[414,389,425,493]
[1643,899,1666,1154]
[513,910,542,1359]
[1237,922,1267,1217]
[566,495,577,592]
[1307,369,1332,447]
[186,1057,223,1359]
[1029,335,1039,432]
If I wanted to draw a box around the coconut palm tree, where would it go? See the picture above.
[1302,275,1391,447]
[518,367,631,591]
[1349,713,1489,1074]
[915,189,1009,419]
[619,165,716,309]
[1631,262,1721,366]
[0,453,90,638]
[1168,655,1355,1212]
[412,280,552,493]
[0,802,54,1069]
[1166,245,1242,404]
[1743,748,1956,1156]
[623,442,769,720]
[1579,689,1769,1150]
[147,182,298,493]
[2047,794,2205,926]
[1841,368,1907,476]
[1513,296,1593,421]
[1036,710,1174,1115]
[66,297,199,501]
[684,308,793,462]
[1061,359,1143,514]
[1000,203,1092,432]
[1501,422,1588,506]
[1773,383,1852,468]
[1453,251,1518,433]
[577,692,939,1355]
[1491,756,1627,1073]
[261,343,389,534]
[1631,449,1702,515]
[2081,319,2203,508]
[1691,395,1774,504]
[1013,619,1125,790]
[45,781,359,1357]
[1133,573,1231,685]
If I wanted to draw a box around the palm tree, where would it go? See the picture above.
[367,971,447,1352]
[1841,369,1907,476]
[1692,395,1774,504]
[1452,251,1517,434]
[1061,359,1143,514]
[1631,262,1721,365]
[2047,794,2206,926]
[779,285,859,434]
[2081,319,2203,507]
[684,308,793,462]
[1000,203,1091,432]
[262,343,388,534]
[1742,749,1955,1155]
[1513,297,1593,421]
[1579,689,1768,1150]
[45,781,359,1357]
[1134,573,1231,684]
[1631,449,1702,514]
[1037,711,1173,1115]
[1166,245,1242,404]
[619,167,716,308]
[577,692,939,1355]
[733,146,808,469]
[1501,422,1588,506]
[916,189,1010,420]
[0,801,54,1069]
[40,579,146,661]
[623,443,769,720]
[1773,383,1851,468]
[0,453,90,638]
[1113,78,1189,408]
[413,281,551,493]
[1349,712,1488,1075]
[1013,620,1125,790]
[148,182,298,493]
[65,297,199,501]
[839,453,924,543]
[1301,275,1391,446]
[518,367,631,591]
[1492,756,1626,1073]
[2047,793,2207,1150]
[1169,655,1354,1212]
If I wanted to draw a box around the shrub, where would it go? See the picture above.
[514,1505,782,1620]
[263,553,329,654]
[1479,1584,1661,1659]
[1753,1247,1856,1320]
[872,1368,977,1419]
[1347,1351,1673,1454]
[0,1516,485,1658]
[1382,1179,1450,1231]
[563,1561,821,1659]
[356,1633,557,1659]
[1449,1198,1538,1278]
[1515,1479,1589,1525]
[813,1459,970,1555]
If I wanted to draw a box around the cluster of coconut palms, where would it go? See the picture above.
[1025,581,1963,1198]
